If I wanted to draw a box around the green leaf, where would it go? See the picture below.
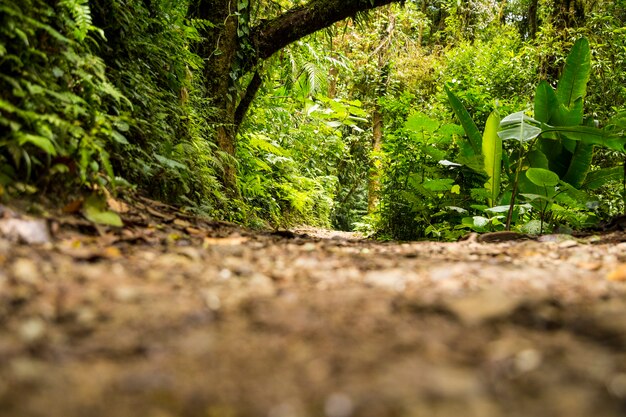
[543,125,626,152]
[526,149,550,169]
[534,81,558,124]
[17,133,57,156]
[405,112,439,134]
[556,38,591,109]
[606,111,626,133]
[562,142,593,188]
[154,154,187,170]
[482,112,502,206]
[111,130,129,145]
[484,205,511,213]
[552,99,584,126]
[582,166,625,190]
[555,182,594,208]
[520,220,542,235]
[472,216,489,228]
[498,111,542,142]
[83,195,123,227]
[526,168,560,187]
[445,85,482,156]
[422,178,455,192]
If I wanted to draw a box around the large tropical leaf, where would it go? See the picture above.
[498,111,542,142]
[582,166,625,190]
[607,111,626,132]
[526,167,560,187]
[562,142,594,188]
[551,99,584,127]
[482,111,502,206]
[445,85,482,156]
[556,38,591,109]
[526,149,550,169]
[543,125,626,152]
[405,112,440,134]
[534,81,558,124]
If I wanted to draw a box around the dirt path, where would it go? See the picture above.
[1,199,626,417]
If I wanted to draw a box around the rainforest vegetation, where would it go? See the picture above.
[1,0,625,239]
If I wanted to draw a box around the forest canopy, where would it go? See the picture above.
[0,0,625,239]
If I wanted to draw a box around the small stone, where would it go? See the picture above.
[218,268,232,281]
[114,286,140,302]
[324,393,353,417]
[11,258,39,284]
[445,289,520,325]
[11,358,46,381]
[268,401,302,417]
[248,273,275,295]
[202,290,221,311]
[0,218,51,244]
[608,373,626,398]
[606,264,626,282]
[515,349,542,373]
[363,269,407,291]
[19,318,46,343]
[576,262,602,271]
[558,240,579,248]
[76,307,98,325]
[302,243,317,252]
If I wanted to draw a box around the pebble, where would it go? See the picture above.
[606,264,626,282]
[515,349,542,373]
[608,373,626,398]
[114,286,140,302]
[363,269,407,291]
[19,317,46,343]
[324,393,354,417]
[11,258,40,284]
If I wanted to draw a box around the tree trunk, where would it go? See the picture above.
[368,107,384,212]
[188,0,240,191]
[368,12,394,213]
[528,0,538,39]
[189,0,402,192]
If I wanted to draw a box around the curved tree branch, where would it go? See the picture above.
[249,0,400,70]
[234,71,263,133]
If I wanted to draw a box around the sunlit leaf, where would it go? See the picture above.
[83,195,123,227]
[526,168,560,187]
[556,38,591,108]
[482,111,502,206]
[498,111,542,142]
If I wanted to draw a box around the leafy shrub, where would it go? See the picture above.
[0,0,124,188]
[88,0,227,210]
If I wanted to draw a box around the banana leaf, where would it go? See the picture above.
[445,85,482,156]
[482,111,502,206]
[582,166,625,190]
[498,111,542,142]
[562,142,594,188]
[534,81,558,124]
[556,38,591,109]
[542,125,626,152]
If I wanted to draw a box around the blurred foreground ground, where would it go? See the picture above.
[1,199,626,417]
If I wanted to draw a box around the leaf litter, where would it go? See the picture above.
[0,199,626,417]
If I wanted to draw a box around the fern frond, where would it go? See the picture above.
[59,0,93,41]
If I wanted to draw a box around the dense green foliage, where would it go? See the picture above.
[0,0,121,187]
[1,0,625,237]
[0,0,228,214]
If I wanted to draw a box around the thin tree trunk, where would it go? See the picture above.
[368,12,394,213]
[528,0,538,39]
[368,107,384,212]
[498,0,507,24]
[188,0,240,192]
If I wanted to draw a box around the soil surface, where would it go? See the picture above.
[1,197,626,417]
